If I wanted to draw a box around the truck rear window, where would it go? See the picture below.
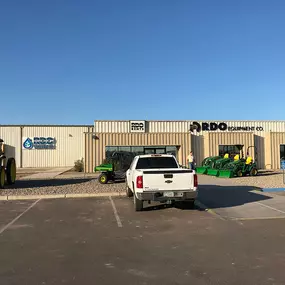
[136,157,178,169]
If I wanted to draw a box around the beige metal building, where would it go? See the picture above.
[84,120,285,172]
[0,125,94,168]
[1,120,285,171]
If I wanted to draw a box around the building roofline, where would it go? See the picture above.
[0,124,94,127]
[94,120,285,122]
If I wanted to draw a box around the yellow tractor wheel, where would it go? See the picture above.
[0,167,5,189]
[98,173,108,184]
[250,168,258,176]
[237,170,243,177]
[6,158,16,185]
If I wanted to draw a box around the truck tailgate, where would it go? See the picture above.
[142,169,195,191]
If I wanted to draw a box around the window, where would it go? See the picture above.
[136,156,179,169]
[105,145,177,158]
[280,145,285,160]
[219,145,242,158]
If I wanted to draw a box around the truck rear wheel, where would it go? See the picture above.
[126,185,133,197]
[0,167,5,189]
[134,193,143,211]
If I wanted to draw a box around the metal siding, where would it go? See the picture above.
[95,120,285,135]
[191,135,204,166]
[85,133,192,173]
[0,126,21,167]
[270,133,285,169]
[191,121,285,136]
[264,133,272,169]
[254,135,265,169]
[22,126,93,168]
[207,132,255,160]
[95,121,129,133]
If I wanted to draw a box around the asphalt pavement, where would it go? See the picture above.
[1,192,285,285]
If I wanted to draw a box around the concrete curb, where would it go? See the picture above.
[0,192,124,201]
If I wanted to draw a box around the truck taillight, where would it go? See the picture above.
[194,174,198,187]
[136,176,143,188]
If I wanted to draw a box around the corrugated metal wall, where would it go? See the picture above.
[21,126,93,168]
[205,132,255,160]
[191,135,204,166]
[269,132,285,169]
[95,120,285,135]
[254,135,265,169]
[0,126,21,167]
[84,132,192,173]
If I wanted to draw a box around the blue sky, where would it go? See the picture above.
[1,0,285,125]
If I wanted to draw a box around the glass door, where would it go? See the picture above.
[144,148,156,154]
[143,147,166,154]
[155,148,166,154]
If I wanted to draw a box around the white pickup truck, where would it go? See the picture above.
[126,154,198,211]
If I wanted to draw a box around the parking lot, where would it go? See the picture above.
[1,176,285,285]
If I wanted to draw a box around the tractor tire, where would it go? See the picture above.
[126,185,133,197]
[0,167,5,189]
[134,193,143,211]
[98,173,108,184]
[237,170,243,177]
[6,158,16,185]
[250,168,258,176]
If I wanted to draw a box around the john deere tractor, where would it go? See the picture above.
[0,139,16,188]
[196,156,221,174]
[217,146,258,178]
[95,151,135,184]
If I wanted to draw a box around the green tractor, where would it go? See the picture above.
[0,139,16,189]
[95,151,135,184]
[195,156,221,174]
[207,145,245,176]
[218,146,258,178]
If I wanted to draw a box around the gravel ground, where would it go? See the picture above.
[203,170,285,189]
[0,177,126,196]
[2,169,285,197]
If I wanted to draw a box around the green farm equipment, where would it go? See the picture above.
[206,145,244,177]
[195,156,221,174]
[197,145,258,178]
[95,151,135,184]
[217,146,258,178]
[0,139,16,188]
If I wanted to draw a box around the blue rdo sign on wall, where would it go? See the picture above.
[23,137,56,150]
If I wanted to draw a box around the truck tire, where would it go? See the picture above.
[0,167,5,189]
[126,185,133,197]
[6,158,16,185]
[134,193,143,211]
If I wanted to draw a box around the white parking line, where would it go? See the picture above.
[255,201,285,215]
[0,199,41,235]
[109,196,123,227]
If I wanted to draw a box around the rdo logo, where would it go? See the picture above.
[23,137,56,149]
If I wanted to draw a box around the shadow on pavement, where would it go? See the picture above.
[143,201,196,212]
[4,178,93,189]
[197,184,272,209]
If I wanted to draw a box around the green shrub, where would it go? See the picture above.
[74,158,84,172]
